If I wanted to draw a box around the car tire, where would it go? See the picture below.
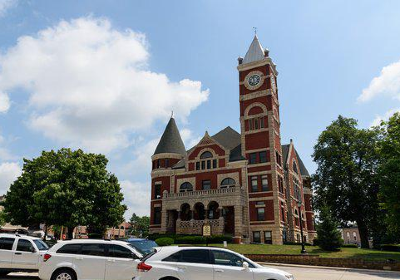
[0,271,10,276]
[160,277,180,280]
[51,268,77,280]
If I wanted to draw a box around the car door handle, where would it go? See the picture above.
[75,256,84,260]
[107,259,115,262]
[215,269,224,273]
[14,252,22,255]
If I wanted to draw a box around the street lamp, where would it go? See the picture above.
[297,200,307,254]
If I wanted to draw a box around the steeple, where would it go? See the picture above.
[243,35,265,64]
[153,117,186,155]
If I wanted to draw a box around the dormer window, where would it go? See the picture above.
[196,151,218,171]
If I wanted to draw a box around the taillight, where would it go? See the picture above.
[43,254,52,262]
[137,262,152,272]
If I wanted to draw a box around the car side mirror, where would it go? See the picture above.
[242,261,249,270]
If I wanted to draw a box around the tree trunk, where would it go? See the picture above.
[356,219,370,248]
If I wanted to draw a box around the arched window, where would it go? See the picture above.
[180,182,193,192]
[200,151,213,159]
[220,178,236,188]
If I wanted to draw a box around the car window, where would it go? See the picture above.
[57,244,82,254]
[110,244,135,259]
[128,240,157,255]
[33,239,49,251]
[0,237,15,250]
[163,251,181,262]
[17,239,35,252]
[180,249,211,264]
[81,243,106,257]
[212,250,244,267]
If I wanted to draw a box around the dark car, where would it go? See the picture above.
[126,238,158,255]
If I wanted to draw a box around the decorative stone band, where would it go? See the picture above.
[151,153,184,161]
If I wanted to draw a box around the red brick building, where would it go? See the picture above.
[149,36,316,244]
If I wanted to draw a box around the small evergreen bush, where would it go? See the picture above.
[316,206,343,251]
[155,237,174,246]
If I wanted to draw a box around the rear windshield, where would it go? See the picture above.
[33,239,49,251]
[128,240,157,255]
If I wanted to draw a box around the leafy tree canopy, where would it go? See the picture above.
[129,213,150,237]
[3,148,127,237]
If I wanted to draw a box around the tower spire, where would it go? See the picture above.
[243,34,265,64]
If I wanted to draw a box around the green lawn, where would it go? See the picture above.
[180,244,400,261]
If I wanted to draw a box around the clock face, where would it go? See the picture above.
[248,74,261,87]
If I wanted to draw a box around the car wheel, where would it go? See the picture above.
[51,268,77,280]
[0,271,10,276]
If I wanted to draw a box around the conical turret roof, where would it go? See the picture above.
[154,117,186,155]
[243,35,265,64]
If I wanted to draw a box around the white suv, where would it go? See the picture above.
[135,247,294,280]
[39,239,143,280]
[0,233,49,276]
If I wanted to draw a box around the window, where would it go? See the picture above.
[154,184,161,199]
[165,159,169,168]
[196,162,200,170]
[281,203,286,222]
[251,176,258,192]
[154,207,161,224]
[278,176,284,193]
[17,239,35,252]
[163,251,182,262]
[157,159,161,168]
[264,231,272,244]
[57,244,81,254]
[249,153,257,164]
[353,232,357,241]
[81,243,106,256]
[257,208,265,221]
[276,152,282,166]
[33,239,49,251]
[207,160,211,169]
[253,231,261,243]
[202,180,211,190]
[297,234,301,243]
[220,178,235,188]
[282,230,287,243]
[249,119,254,130]
[213,159,217,169]
[200,151,213,159]
[259,151,267,163]
[180,182,193,192]
[260,117,265,128]
[201,161,205,170]
[173,249,211,264]
[0,237,14,250]
[293,161,298,174]
[254,118,259,129]
[110,244,135,259]
[261,175,268,191]
[212,250,244,267]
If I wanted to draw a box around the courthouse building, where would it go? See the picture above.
[149,35,316,244]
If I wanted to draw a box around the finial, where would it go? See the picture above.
[253,27,257,35]
[171,111,174,118]
[205,131,210,137]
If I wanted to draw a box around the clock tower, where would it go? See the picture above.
[238,35,286,244]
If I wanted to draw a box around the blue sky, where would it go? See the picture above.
[1,0,399,217]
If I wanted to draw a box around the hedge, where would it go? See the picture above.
[148,234,233,244]
[380,244,400,252]
[341,244,358,248]
[155,237,175,246]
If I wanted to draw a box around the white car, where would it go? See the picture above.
[0,233,49,276]
[135,247,294,280]
[39,239,143,280]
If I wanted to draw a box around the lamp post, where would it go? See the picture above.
[297,201,307,254]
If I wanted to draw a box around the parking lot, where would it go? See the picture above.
[3,264,400,280]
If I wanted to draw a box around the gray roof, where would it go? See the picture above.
[282,144,310,177]
[243,35,265,64]
[154,118,186,156]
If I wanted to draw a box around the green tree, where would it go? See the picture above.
[3,148,127,239]
[129,213,150,237]
[378,113,400,237]
[0,211,6,227]
[317,206,343,251]
[312,116,380,248]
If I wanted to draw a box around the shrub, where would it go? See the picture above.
[88,233,103,239]
[175,236,205,244]
[313,238,319,246]
[207,235,233,244]
[341,244,358,248]
[155,237,174,246]
[380,244,400,252]
[316,206,343,251]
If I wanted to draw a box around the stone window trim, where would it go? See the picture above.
[193,148,219,161]
[244,128,269,136]
[244,102,268,118]
[217,172,240,189]
[176,177,196,192]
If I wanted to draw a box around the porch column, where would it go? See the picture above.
[176,211,181,235]
[234,206,243,238]
[218,207,224,235]
[160,208,168,233]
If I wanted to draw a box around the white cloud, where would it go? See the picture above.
[180,128,201,148]
[0,92,10,113]
[0,162,21,195]
[370,108,400,127]
[359,60,400,102]
[0,0,16,17]
[0,17,209,153]
[120,180,150,218]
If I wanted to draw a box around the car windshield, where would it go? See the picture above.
[128,240,157,255]
[33,239,49,251]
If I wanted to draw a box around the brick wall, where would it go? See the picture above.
[245,254,400,271]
